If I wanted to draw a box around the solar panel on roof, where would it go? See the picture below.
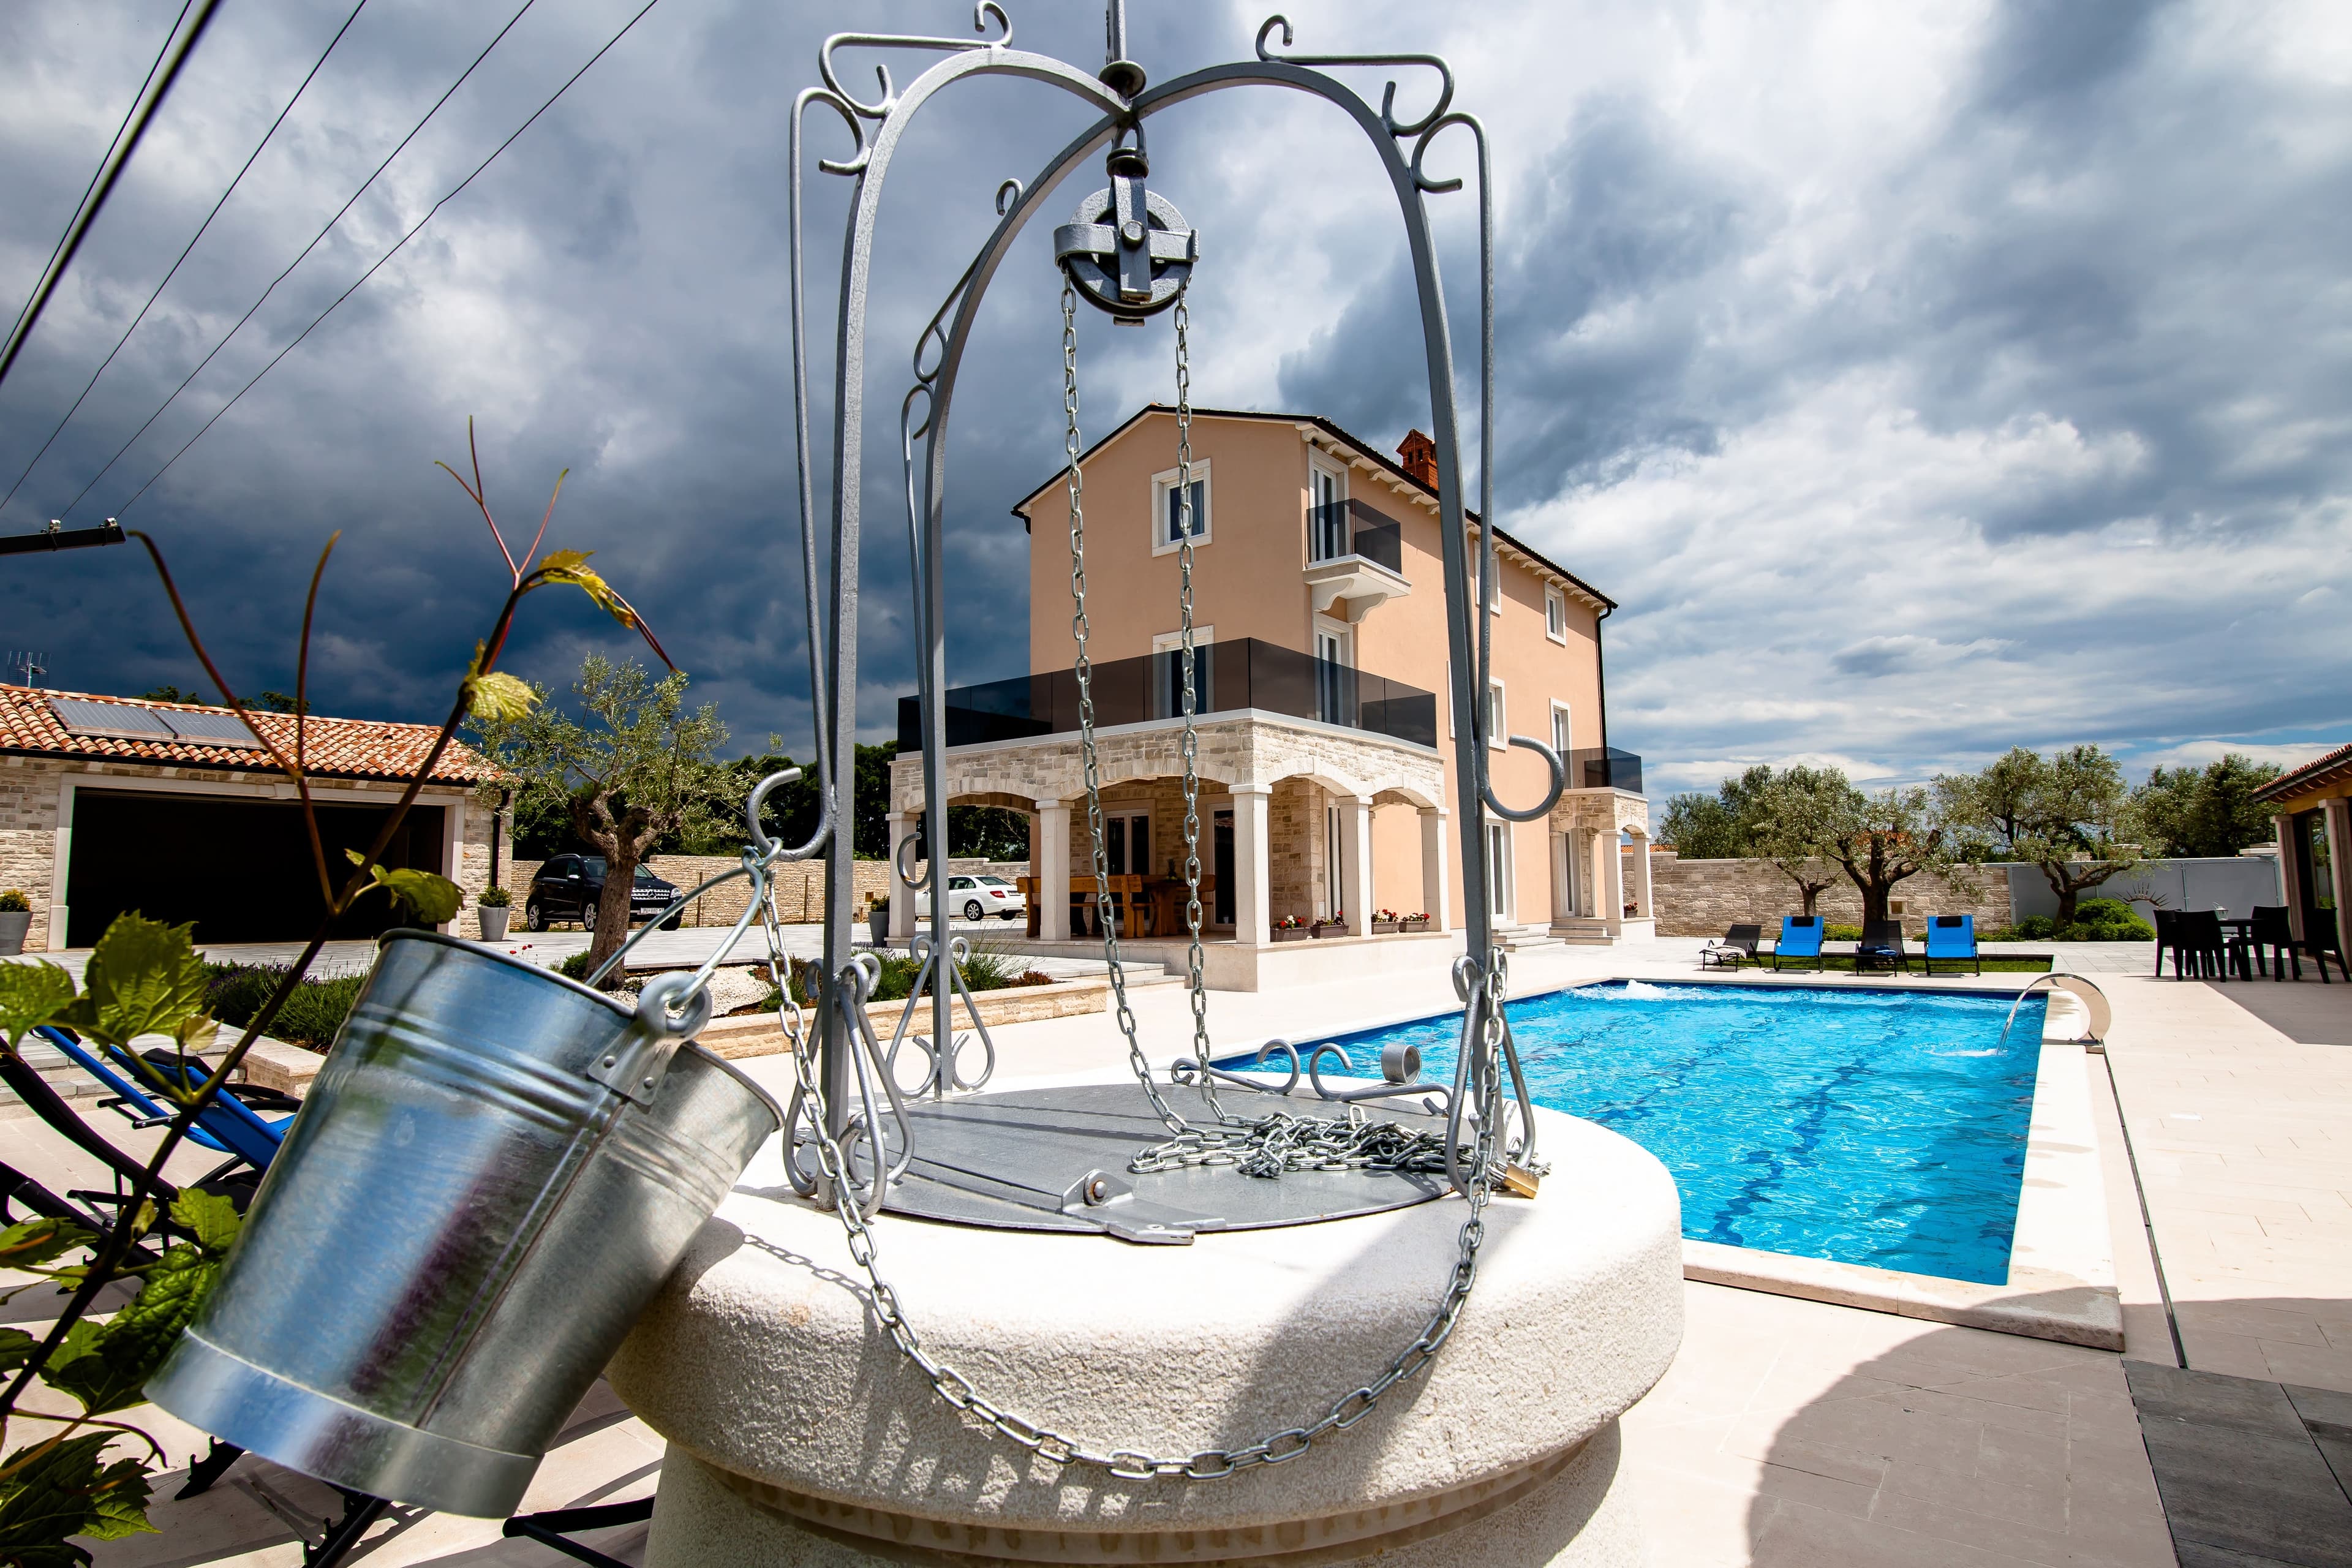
[160,710,266,750]
[48,698,176,740]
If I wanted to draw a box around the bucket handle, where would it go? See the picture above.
[586,971,715,1107]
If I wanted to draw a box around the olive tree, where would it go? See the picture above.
[1746,766,1861,915]
[1823,784,1975,924]
[2133,754,2282,858]
[1937,744,2139,924]
[473,655,733,982]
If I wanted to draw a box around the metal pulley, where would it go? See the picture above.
[1054,135,1196,320]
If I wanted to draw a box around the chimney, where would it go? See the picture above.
[1396,429,1438,488]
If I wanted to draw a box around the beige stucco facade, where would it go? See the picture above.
[896,407,1645,979]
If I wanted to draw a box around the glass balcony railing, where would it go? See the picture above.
[1567,746,1643,794]
[898,638,1439,752]
[1308,499,1405,574]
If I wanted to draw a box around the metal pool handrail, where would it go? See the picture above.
[1999,972,2112,1054]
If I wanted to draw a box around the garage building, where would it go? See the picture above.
[1,684,507,951]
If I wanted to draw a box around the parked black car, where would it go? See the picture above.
[524,854,681,933]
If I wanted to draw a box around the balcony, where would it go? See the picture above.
[1567,747,1643,795]
[1305,499,1409,618]
[898,637,1439,753]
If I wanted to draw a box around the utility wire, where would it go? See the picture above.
[55,0,542,520]
[0,0,220,391]
[3,0,191,354]
[0,0,373,519]
[110,0,665,519]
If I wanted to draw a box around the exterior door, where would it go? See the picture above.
[1213,811,1234,925]
[1315,624,1352,725]
[1310,464,1346,561]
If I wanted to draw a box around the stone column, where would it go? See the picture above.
[1602,829,1625,939]
[888,812,917,941]
[1230,786,1272,946]
[1340,796,1374,935]
[1036,799,1071,942]
[1418,806,1450,930]
[2326,798,2352,966]
[2277,813,2307,939]
[1630,831,1654,920]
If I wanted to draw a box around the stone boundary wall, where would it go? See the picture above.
[502,856,1029,926]
[1649,851,2012,938]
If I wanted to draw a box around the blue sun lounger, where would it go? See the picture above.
[1921,914,1980,976]
[34,1025,293,1174]
[1773,915,1825,971]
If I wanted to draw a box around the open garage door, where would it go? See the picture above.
[66,791,447,948]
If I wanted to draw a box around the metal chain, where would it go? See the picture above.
[1170,285,1222,1120]
[1063,279,1186,1133]
[763,862,1499,1480]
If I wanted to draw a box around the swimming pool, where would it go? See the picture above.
[1226,980,2046,1285]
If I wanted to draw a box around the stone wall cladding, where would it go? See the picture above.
[508,855,892,926]
[1649,852,2012,938]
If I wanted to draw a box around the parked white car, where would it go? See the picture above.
[916,874,1027,922]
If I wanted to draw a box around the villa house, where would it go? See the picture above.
[886,407,1649,987]
[2254,742,2352,963]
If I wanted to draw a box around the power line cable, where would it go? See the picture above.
[109,0,664,519]
[3,0,191,353]
[0,0,220,391]
[55,0,541,519]
[0,0,373,519]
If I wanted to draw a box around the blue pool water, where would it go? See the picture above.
[1237,981,2045,1284]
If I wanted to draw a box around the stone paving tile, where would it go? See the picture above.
[2127,1362,2352,1568]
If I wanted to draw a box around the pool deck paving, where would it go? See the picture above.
[11,931,2348,1564]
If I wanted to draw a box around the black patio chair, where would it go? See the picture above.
[2246,906,2296,980]
[2297,906,2348,982]
[1700,924,1761,970]
[2171,910,2228,979]
[2151,908,2180,977]
[1854,918,1911,975]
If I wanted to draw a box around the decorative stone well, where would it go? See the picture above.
[608,1102,1683,1566]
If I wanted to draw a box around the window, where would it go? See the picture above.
[1153,627,1215,717]
[1487,821,1513,921]
[1106,813,1149,876]
[1545,584,1567,643]
[1325,805,1343,916]
[1551,701,1573,759]
[1151,461,1211,554]
[1309,457,1348,562]
[1485,678,1506,750]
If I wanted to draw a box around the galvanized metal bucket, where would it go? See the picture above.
[148,931,781,1518]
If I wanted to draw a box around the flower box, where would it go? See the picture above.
[1311,920,1346,938]
[1401,917,1431,933]
[1372,919,1401,934]
[1272,926,1312,943]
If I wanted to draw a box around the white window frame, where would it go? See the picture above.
[1550,699,1574,760]
[1307,451,1349,563]
[1313,615,1354,726]
[1150,459,1212,556]
[1485,676,1507,751]
[1545,584,1567,643]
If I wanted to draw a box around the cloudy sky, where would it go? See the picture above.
[3,0,2347,802]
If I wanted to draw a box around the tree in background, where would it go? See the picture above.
[1823,784,1973,924]
[1659,764,1776,859]
[1744,766,1858,915]
[472,655,733,982]
[2132,754,2283,858]
[141,683,207,704]
[1937,744,2140,924]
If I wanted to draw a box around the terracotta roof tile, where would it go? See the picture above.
[2252,741,2352,806]
[0,685,498,785]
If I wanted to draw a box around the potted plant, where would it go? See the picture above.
[477,886,512,941]
[1372,908,1402,934]
[867,895,890,948]
[1271,914,1311,943]
[1400,911,1432,933]
[0,889,30,956]
[1311,909,1345,938]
